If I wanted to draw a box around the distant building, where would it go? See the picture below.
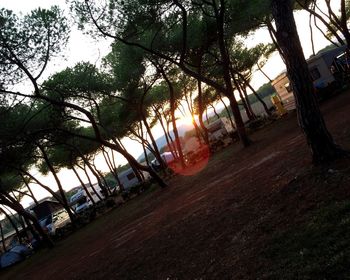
[271,72,295,111]
[271,45,348,110]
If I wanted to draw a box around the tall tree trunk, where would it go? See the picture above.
[21,177,39,205]
[271,0,347,164]
[205,108,209,124]
[71,165,96,205]
[219,94,236,130]
[309,7,316,56]
[142,140,150,166]
[238,89,253,122]
[266,20,286,64]
[26,184,39,205]
[79,152,109,197]
[339,0,350,46]
[19,169,64,205]
[102,148,124,191]
[296,0,345,46]
[114,138,167,188]
[241,75,272,117]
[154,107,179,159]
[242,86,257,120]
[137,121,151,167]
[164,111,179,157]
[324,0,350,47]
[231,70,256,120]
[2,205,31,242]
[140,111,166,169]
[91,156,110,195]
[257,63,273,83]
[215,0,250,147]
[0,219,6,252]
[0,194,53,248]
[23,216,40,244]
[78,163,103,201]
[234,78,255,121]
[183,95,204,145]
[197,79,210,144]
[12,207,28,239]
[158,67,186,168]
[36,143,76,223]
[313,13,340,48]
[0,207,21,243]
[112,138,145,183]
[211,104,220,119]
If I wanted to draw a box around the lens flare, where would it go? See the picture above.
[168,137,210,176]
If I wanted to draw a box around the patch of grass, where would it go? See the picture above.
[263,201,350,279]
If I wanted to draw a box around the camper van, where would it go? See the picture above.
[70,189,93,213]
[205,117,234,143]
[117,168,144,190]
[272,45,348,110]
[150,152,177,171]
[69,184,104,213]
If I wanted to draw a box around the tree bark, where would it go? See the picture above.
[111,138,168,188]
[18,169,64,205]
[78,162,103,200]
[257,63,273,83]
[71,165,96,205]
[242,77,272,117]
[233,77,256,121]
[154,106,179,159]
[158,66,186,168]
[205,107,209,124]
[102,148,124,191]
[36,143,76,223]
[242,86,257,120]
[0,194,53,248]
[140,110,166,169]
[0,219,6,252]
[296,0,345,46]
[324,0,350,47]
[309,6,316,56]
[211,104,220,119]
[215,0,250,146]
[271,0,347,164]
[83,155,109,197]
[197,79,210,144]
[21,177,39,205]
[219,94,236,130]
[91,157,111,196]
[0,206,21,243]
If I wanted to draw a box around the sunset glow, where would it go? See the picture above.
[178,114,196,126]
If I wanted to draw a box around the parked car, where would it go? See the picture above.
[39,209,71,236]
[70,190,92,214]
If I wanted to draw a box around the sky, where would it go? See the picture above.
[0,0,341,206]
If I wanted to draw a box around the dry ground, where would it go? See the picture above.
[2,91,350,279]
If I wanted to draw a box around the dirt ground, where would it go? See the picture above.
[2,91,350,279]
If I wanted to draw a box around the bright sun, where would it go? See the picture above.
[179,114,195,126]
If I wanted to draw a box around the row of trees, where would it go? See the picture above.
[0,0,349,248]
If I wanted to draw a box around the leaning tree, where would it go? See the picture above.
[271,0,348,164]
